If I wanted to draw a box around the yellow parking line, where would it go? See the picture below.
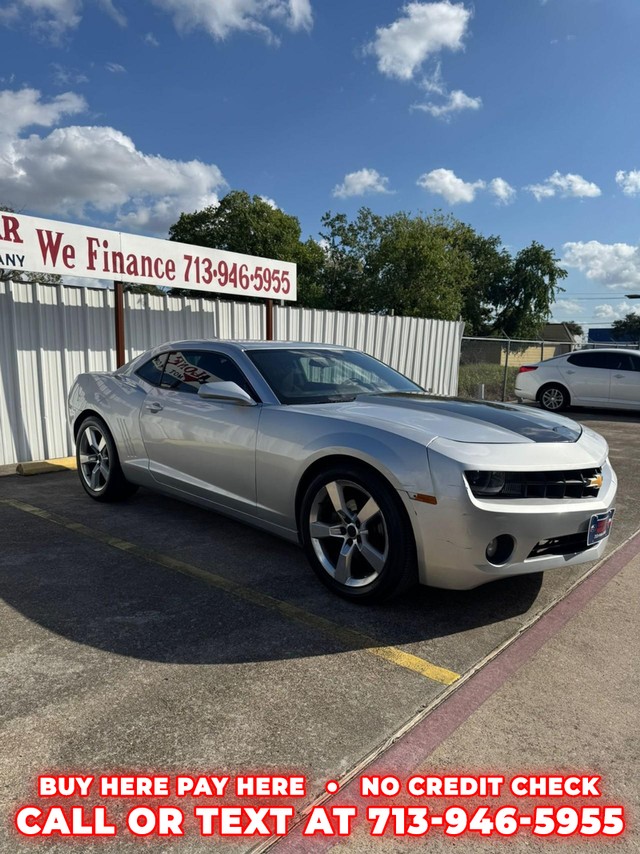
[1,498,459,686]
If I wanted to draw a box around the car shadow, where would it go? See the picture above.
[520,401,640,423]
[572,408,640,423]
[0,475,550,670]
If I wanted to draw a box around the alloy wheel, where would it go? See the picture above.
[541,387,565,410]
[308,479,389,588]
[78,425,110,492]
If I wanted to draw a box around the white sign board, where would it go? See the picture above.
[0,211,297,301]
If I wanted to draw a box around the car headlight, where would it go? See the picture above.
[465,471,506,496]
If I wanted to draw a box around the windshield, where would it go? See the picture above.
[246,348,423,405]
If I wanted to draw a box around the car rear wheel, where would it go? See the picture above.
[539,383,569,412]
[76,416,138,502]
[300,465,417,602]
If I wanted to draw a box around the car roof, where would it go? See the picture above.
[565,348,640,355]
[153,340,351,352]
[120,339,355,374]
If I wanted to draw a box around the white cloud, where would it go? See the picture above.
[0,6,19,24]
[0,88,227,235]
[288,0,312,31]
[526,183,555,201]
[144,31,160,46]
[417,169,516,205]
[421,61,446,94]
[413,88,481,119]
[0,0,83,40]
[489,177,516,205]
[0,87,86,137]
[593,302,640,321]
[1,0,310,42]
[333,168,392,198]
[417,168,484,204]
[150,0,313,43]
[368,1,471,81]
[97,0,126,27]
[50,63,89,86]
[615,170,640,196]
[412,59,481,120]
[105,62,126,73]
[259,195,278,209]
[594,304,618,320]
[553,299,583,315]
[562,240,640,288]
[526,171,601,201]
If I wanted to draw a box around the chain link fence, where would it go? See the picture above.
[459,337,577,402]
[584,341,640,350]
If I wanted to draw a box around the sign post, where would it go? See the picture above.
[114,281,126,367]
[266,299,274,341]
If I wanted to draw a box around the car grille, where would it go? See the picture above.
[528,532,592,559]
[498,468,602,500]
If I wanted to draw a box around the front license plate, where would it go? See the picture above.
[587,509,615,546]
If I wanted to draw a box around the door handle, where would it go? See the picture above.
[145,402,163,412]
[566,370,575,374]
[614,374,625,379]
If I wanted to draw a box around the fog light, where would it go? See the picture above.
[485,535,515,565]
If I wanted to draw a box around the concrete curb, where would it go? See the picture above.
[15,457,76,476]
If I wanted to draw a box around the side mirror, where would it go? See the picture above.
[197,381,256,406]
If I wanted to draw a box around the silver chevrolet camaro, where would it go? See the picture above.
[68,340,617,602]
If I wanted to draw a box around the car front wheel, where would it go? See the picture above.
[76,416,138,502]
[300,465,417,603]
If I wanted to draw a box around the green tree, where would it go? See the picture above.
[123,283,165,295]
[168,190,325,302]
[612,313,640,341]
[315,209,474,318]
[314,208,388,311]
[562,320,584,338]
[489,242,567,339]
[453,228,512,336]
[313,209,566,335]
[373,212,472,319]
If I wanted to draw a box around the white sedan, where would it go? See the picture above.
[516,348,640,412]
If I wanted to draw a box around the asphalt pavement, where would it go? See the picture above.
[0,408,638,852]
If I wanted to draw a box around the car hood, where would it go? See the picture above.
[290,394,583,445]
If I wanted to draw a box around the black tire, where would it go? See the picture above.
[538,383,570,412]
[300,464,418,603]
[75,415,138,502]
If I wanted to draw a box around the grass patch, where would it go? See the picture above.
[458,364,519,402]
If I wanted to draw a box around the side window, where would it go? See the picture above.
[161,350,255,398]
[568,352,616,369]
[612,353,635,371]
[135,353,167,386]
[631,355,640,372]
[568,353,591,368]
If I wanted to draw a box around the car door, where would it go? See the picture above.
[139,349,261,514]
[608,352,640,409]
[557,351,615,404]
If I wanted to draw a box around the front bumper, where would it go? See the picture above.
[403,443,617,590]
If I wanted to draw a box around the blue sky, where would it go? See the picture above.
[1,0,640,327]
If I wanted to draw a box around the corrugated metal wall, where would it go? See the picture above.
[0,281,463,465]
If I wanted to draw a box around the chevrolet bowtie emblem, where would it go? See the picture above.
[587,474,603,489]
